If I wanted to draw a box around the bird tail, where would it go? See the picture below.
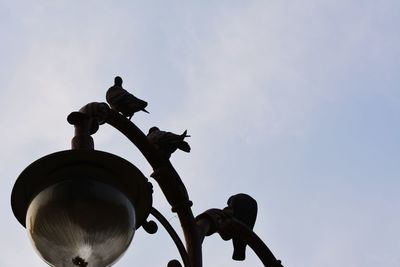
[232,239,247,261]
[181,130,190,138]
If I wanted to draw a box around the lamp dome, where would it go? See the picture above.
[11,149,153,267]
[26,180,135,267]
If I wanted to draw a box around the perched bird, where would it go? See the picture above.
[147,127,191,158]
[106,76,149,120]
[227,194,258,261]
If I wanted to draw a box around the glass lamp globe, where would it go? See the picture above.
[26,179,136,267]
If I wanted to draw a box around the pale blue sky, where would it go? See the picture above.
[1,1,399,266]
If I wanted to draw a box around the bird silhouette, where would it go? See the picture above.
[106,76,149,120]
[147,127,191,158]
[227,193,258,261]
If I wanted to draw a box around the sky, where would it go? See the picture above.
[0,1,399,266]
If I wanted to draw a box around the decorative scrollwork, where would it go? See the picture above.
[148,208,190,267]
[167,259,183,267]
[142,220,158,234]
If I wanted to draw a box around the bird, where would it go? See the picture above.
[147,127,191,158]
[106,76,149,120]
[227,193,258,261]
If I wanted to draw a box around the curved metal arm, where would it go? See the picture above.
[104,109,202,267]
[69,104,202,267]
[150,207,190,267]
[196,209,283,267]
[224,218,283,267]
[70,103,284,267]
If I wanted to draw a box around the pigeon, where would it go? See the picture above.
[227,194,258,261]
[106,76,149,120]
[147,127,191,158]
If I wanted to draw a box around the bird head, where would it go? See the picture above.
[148,126,160,135]
[114,76,123,86]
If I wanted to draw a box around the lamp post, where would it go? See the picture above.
[11,78,283,267]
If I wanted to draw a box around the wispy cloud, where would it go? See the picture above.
[1,1,400,267]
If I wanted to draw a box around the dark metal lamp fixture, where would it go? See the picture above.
[11,77,283,267]
[12,150,152,267]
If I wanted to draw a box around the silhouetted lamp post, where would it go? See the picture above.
[11,77,283,267]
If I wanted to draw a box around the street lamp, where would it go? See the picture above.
[11,78,283,267]
[12,149,152,267]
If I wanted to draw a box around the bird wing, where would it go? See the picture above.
[106,86,148,115]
